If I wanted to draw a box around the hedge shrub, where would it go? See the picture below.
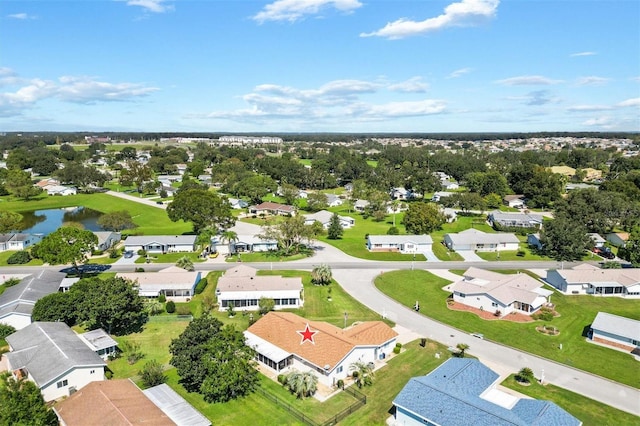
[165,301,176,313]
[7,251,31,264]
[195,278,208,294]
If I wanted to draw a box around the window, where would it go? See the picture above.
[336,366,343,374]
[57,379,68,388]
[491,302,498,307]
[90,370,95,374]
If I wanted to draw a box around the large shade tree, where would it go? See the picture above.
[32,276,147,335]
[170,315,259,403]
[0,210,22,233]
[32,227,98,275]
[167,189,235,233]
[402,202,446,235]
[540,217,591,262]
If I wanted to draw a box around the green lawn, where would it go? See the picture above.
[501,375,639,425]
[258,270,392,327]
[0,250,44,266]
[108,315,190,379]
[225,251,310,263]
[375,270,640,388]
[1,193,191,235]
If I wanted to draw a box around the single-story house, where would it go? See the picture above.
[244,312,397,387]
[298,190,309,199]
[54,380,176,426]
[431,191,454,202]
[78,329,119,360]
[5,322,106,402]
[303,210,355,229]
[143,384,211,426]
[550,165,576,178]
[93,231,121,251]
[156,174,182,183]
[589,312,640,352]
[0,270,67,330]
[441,207,457,223]
[566,182,596,191]
[444,229,520,252]
[229,234,278,254]
[449,267,552,317]
[503,194,526,209]
[527,233,543,249]
[588,233,606,248]
[227,197,249,209]
[354,199,370,212]
[117,266,202,300]
[248,202,296,216]
[158,184,176,197]
[546,264,640,297]
[487,211,543,229]
[441,179,459,190]
[35,178,59,188]
[0,233,43,252]
[606,232,629,248]
[325,194,343,207]
[175,164,188,175]
[393,358,581,426]
[123,235,197,254]
[216,265,303,311]
[367,235,432,254]
[390,187,409,200]
[45,185,77,196]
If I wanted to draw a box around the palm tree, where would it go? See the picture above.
[349,361,374,388]
[301,372,318,397]
[456,343,469,358]
[311,264,332,285]
[176,255,194,271]
[196,226,217,254]
[516,367,535,383]
[221,230,238,254]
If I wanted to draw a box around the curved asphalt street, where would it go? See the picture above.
[6,193,637,416]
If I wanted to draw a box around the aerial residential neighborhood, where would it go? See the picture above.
[0,130,637,426]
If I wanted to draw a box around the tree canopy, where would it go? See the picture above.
[97,210,137,232]
[32,227,98,274]
[402,202,446,235]
[0,373,58,426]
[32,276,147,336]
[170,315,259,403]
[327,213,344,239]
[540,216,591,262]
[167,188,235,233]
[0,210,22,233]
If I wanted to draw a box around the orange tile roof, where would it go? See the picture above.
[246,312,397,370]
[54,380,175,426]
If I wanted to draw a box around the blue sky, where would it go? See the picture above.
[1,0,639,133]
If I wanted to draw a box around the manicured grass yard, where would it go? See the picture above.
[0,193,191,235]
[0,250,43,266]
[135,251,204,264]
[502,375,639,425]
[258,270,391,327]
[108,315,190,379]
[375,270,640,388]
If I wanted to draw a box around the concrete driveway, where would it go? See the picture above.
[457,250,486,262]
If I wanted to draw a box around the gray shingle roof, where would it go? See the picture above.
[393,358,580,426]
[368,234,433,245]
[5,322,106,388]
[445,229,519,245]
[0,269,66,310]
[591,312,640,342]
[124,235,197,246]
[79,329,118,352]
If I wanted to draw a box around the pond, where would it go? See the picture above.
[17,207,104,235]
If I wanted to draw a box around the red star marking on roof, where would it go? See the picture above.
[297,323,318,345]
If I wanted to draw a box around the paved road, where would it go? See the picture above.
[331,268,640,417]
[106,190,167,209]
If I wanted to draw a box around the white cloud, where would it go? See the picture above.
[496,75,562,86]
[632,76,640,82]
[120,0,173,13]
[617,98,640,108]
[388,77,429,93]
[197,78,446,123]
[583,116,613,127]
[253,0,362,23]
[566,104,612,112]
[7,13,36,20]
[570,51,597,57]
[447,68,472,79]
[0,72,159,117]
[360,0,499,39]
[575,76,610,86]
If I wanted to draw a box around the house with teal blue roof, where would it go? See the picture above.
[392,358,581,426]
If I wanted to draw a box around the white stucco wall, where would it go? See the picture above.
[218,289,303,311]
[453,292,511,315]
[40,366,105,402]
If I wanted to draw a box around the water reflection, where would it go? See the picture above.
[17,207,104,235]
